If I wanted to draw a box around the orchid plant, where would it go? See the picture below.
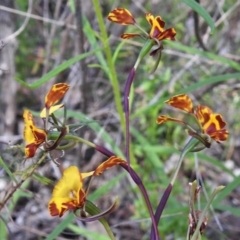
[0,5,229,240]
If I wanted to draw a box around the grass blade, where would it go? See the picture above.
[16,49,102,88]
[182,0,214,31]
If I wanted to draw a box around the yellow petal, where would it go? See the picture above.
[82,171,94,179]
[23,109,36,143]
[146,13,165,30]
[52,166,83,199]
[146,13,165,39]
[23,109,47,145]
[40,104,64,118]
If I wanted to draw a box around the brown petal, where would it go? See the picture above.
[107,8,135,25]
[45,83,70,109]
[165,94,194,113]
[156,28,176,40]
[209,129,229,142]
[94,156,126,176]
[121,33,141,39]
[156,115,187,125]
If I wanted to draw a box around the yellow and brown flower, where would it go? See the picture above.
[157,94,228,145]
[107,8,176,41]
[48,156,126,217]
[23,83,70,158]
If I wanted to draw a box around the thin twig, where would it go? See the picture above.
[0,5,76,29]
[42,0,63,75]
[75,0,87,113]
[0,0,32,42]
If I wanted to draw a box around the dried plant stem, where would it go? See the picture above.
[191,186,225,240]
[75,0,87,113]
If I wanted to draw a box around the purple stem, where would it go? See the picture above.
[123,66,160,239]
[95,66,160,239]
[150,183,173,239]
[95,144,160,240]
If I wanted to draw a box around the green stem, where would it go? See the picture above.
[171,138,199,185]
[56,140,78,150]
[92,0,125,135]
[134,22,149,37]
[48,132,95,149]
[85,200,116,240]
[134,40,155,69]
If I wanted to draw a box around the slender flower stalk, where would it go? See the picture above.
[150,137,199,238]
[171,138,200,185]
[150,183,172,239]
[123,40,155,167]
[108,8,176,168]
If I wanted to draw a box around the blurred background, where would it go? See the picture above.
[0,0,240,239]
